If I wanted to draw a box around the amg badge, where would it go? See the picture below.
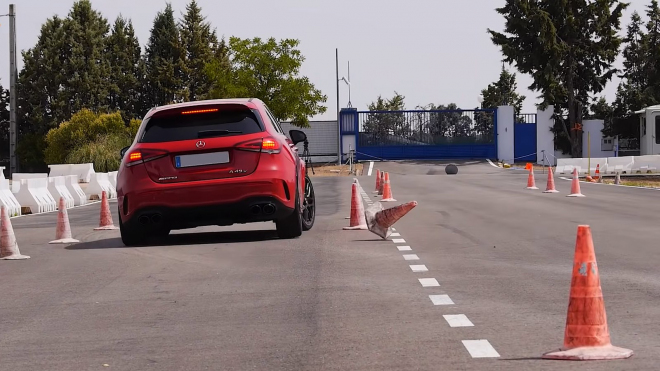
[229,169,247,174]
[158,176,178,181]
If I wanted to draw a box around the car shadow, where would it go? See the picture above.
[65,229,279,250]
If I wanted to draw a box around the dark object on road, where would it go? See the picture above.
[445,164,458,175]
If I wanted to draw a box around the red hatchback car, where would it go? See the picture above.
[116,98,316,246]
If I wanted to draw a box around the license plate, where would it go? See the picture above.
[175,151,230,168]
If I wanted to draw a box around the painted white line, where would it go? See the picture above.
[410,265,428,272]
[443,314,474,327]
[368,161,374,176]
[390,232,401,237]
[392,228,396,231]
[397,246,412,251]
[418,278,440,287]
[462,340,500,358]
[486,159,500,168]
[429,294,455,305]
[402,254,419,261]
[392,238,406,244]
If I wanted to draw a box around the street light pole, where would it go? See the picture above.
[336,48,341,165]
[6,4,18,175]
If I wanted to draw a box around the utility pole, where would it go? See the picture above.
[336,48,341,165]
[8,4,18,175]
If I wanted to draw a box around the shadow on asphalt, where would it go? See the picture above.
[65,230,279,250]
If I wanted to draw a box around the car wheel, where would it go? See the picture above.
[276,184,303,239]
[118,205,147,246]
[301,175,315,231]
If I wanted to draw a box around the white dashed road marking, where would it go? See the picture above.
[397,246,412,251]
[429,295,455,305]
[390,232,401,237]
[410,265,428,272]
[443,314,474,327]
[461,340,500,358]
[403,254,419,261]
[368,161,374,176]
[418,278,440,287]
[392,238,406,244]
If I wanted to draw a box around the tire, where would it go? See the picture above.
[118,205,147,246]
[301,175,315,231]
[276,185,303,239]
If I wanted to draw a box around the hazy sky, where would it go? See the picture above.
[0,0,651,120]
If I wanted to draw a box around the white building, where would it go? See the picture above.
[636,105,660,155]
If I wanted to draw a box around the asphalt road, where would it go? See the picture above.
[1,161,658,370]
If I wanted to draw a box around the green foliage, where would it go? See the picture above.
[0,82,8,155]
[476,66,526,136]
[66,133,132,172]
[363,92,408,141]
[206,36,327,127]
[488,0,628,157]
[44,109,133,164]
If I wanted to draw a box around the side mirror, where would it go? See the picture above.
[289,129,307,145]
[120,146,130,159]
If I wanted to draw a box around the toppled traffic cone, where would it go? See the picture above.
[526,167,539,190]
[50,197,80,244]
[542,225,633,360]
[94,191,119,230]
[373,169,381,193]
[343,183,368,230]
[567,168,585,197]
[0,205,30,260]
[544,166,559,193]
[378,171,385,195]
[365,201,417,239]
[380,172,397,202]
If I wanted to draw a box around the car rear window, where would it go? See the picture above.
[139,106,264,143]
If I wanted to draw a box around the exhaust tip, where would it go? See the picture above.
[250,205,262,215]
[262,203,276,215]
[138,215,151,225]
[151,213,163,224]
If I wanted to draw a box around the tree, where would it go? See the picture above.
[206,37,327,127]
[0,82,8,159]
[476,66,526,137]
[362,92,408,143]
[106,16,145,120]
[488,0,628,157]
[418,103,476,143]
[179,0,220,101]
[143,3,187,109]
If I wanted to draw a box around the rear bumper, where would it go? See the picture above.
[123,196,294,230]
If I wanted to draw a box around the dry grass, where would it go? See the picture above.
[308,163,364,177]
[600,177,660,188]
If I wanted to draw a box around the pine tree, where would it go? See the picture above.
[106,16,144,120]
[0,81,9,160]
[143,3,187,109]
[476,66,526,136]
[488,0,628,157]
[179,0,219,101]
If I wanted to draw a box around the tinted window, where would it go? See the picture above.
[140,107,263,143]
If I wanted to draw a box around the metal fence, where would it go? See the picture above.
[280,120,338,164]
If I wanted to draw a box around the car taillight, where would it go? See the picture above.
[125,149,168,167]
[236,137,281,154]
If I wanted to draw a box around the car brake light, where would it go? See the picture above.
[236,137,281,154]
[181,108,219,115]
[125,149,168,167]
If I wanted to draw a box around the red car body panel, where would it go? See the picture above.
[116,98,305,230]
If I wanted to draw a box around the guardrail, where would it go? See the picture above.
[555,155,660,175]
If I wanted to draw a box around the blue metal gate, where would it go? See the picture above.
[340,108,498,161]
[514,114,537,163]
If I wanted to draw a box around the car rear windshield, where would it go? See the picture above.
[139,106,264,143]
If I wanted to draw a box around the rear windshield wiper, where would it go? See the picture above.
[197,130,243,139]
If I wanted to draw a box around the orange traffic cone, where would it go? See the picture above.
[526,167,539,190]
[94,191,119,230]
[378,171,385,195]
[544,166,559,193]
[525,163,532,171]
[542,225,633,360]
[343,183,368,230]
[374,169,381,193]
[594,164,601,181]
[0,205,30,260]
[381,172,397,202]
[567,168,585,197]
[365,201,417,239]
[50,197,80,244]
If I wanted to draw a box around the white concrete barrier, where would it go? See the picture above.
[65,175,88,207]
[0,166,5,179]
[0,178,22,217]
[606,156,634,174]
[86,173,116,200]
[14,178,57,214]
[632,155,660,173]
[48,164,74,178]
[11,173,48,193]
[587,158,608,174]
[70,163,96,183]
[47,176,75,209]
[108,171,118,189]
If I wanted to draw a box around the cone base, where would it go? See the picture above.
[566,193,585,197]
[381,198,397,202]
[1,254,30,260]
[49,238,80,244]
[542,345,633,361]
[94,225,119,230]
[343,225,368,230]
[543,189,560,193]
[526,186,539,190]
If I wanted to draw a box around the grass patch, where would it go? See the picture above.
[308,163,364,177]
